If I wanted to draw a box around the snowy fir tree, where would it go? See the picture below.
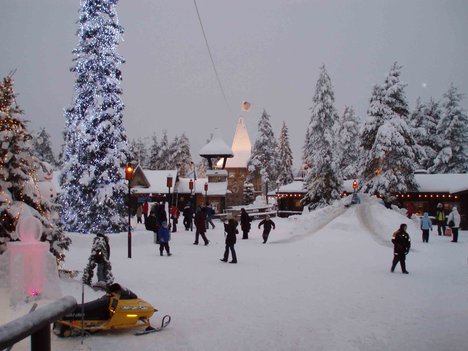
[276,121,294,185]
[128,137,148,167]
[32,127,58,168]
[359,62,419,198]
[171,133,192,176]
[302,65,342,209]
[410,98,441,171]
[147,133,160,170]
[0,75,70,259]
[430,84,468,173]
[336,106,361,179]
[60,0,128,233]
[247,109,279,190]
[157,131,172,170]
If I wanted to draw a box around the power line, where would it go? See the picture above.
[193,0,231,115]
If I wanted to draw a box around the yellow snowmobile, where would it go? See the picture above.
[53,283,170,337]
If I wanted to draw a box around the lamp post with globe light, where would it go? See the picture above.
[125,163,135,258]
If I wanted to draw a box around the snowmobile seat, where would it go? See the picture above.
[62,295,111,320]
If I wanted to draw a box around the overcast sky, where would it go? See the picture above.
[2,0,468,168]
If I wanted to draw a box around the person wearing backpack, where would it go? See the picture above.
[447,206,461,243]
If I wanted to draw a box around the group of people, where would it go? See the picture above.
[392,204,462,274]
[419,204,461,243]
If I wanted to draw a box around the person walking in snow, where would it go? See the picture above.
[447,206,461,243]
[170,205,180,233]
[258,215,275,244]
[136,204,143,224]
[194,206,209,245]
[240,208,252,239]
[158,221,172,256]
[420,212,432,243]
[183,204,193,231]
[146,211,160,243]
[220,215,239,264]
[205,203,216,229]
[142,200,149,223]
[391,223,411,274]
[82,232,113,285]
[435,203,446,236]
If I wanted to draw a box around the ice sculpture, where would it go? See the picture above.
[5,216,61,305]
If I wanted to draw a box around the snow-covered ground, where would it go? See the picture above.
[1,195,467,351]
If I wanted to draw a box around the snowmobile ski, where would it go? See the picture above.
[135,315,171,336]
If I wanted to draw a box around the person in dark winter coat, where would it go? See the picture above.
[240,208,252,239]
[258,215,275,244]
[146,211,160,243]
[220,216,239,263]
[183,205,194,231]
[205,204,216,229]
[142,201,149,223]
[435,203,446,236]
[391,223,411,274]
[194,207,209,245]
[158,221,171,256]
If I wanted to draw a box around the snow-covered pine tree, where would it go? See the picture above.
[247,109,279,192]
[173,133,192,177]
[359,62,419,198]
[337,106,361,179]
[128,138,148,167]
[0,75,70,259]
[410,98,441,171]
[147,133,159,170]
[276,121,294,185]
[60,0,128,233]
[302,65,342,209]
[157,130,172,170]
[168,135,179,169]
[430,84,468,173]
[32,127,58,168]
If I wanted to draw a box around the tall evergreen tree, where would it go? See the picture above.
[32,127,58,167]
[172,133,192,176]
[410,98,441,170]
[128,138,148,167]
[430,84,468,173]
[157,130,172,170]
[337,106,361,179]
[247,109,279,191]
[302,65,342,209]
[0,75,70,259]
[359,62,419,197]
[60,0,128,233]
[276,121,294,185]
[147,133,160,170]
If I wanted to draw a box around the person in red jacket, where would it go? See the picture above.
[170,205,180,233]
[142,201,149,223]
[193,206,209,245]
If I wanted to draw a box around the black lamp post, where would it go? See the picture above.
[125,163,135,258]
[204,182,208,206]
[189,178,194,207]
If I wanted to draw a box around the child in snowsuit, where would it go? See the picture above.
[391,223,411,274]
[258,215,275,244]
[420,212,432,243]
[158,221,171,256]
[221,216,239,264]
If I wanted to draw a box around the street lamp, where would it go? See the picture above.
[125,163,135,258]
[204,182,208,206]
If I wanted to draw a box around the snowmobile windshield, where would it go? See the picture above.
[109,283,138,299]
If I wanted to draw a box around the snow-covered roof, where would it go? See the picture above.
[278,174,468,194]
[199,130,233,157]
[277,180,307,193]
[206,169,228,177]
[218,117,252,168]
[413,173,468,193]
[132,170,178,194]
